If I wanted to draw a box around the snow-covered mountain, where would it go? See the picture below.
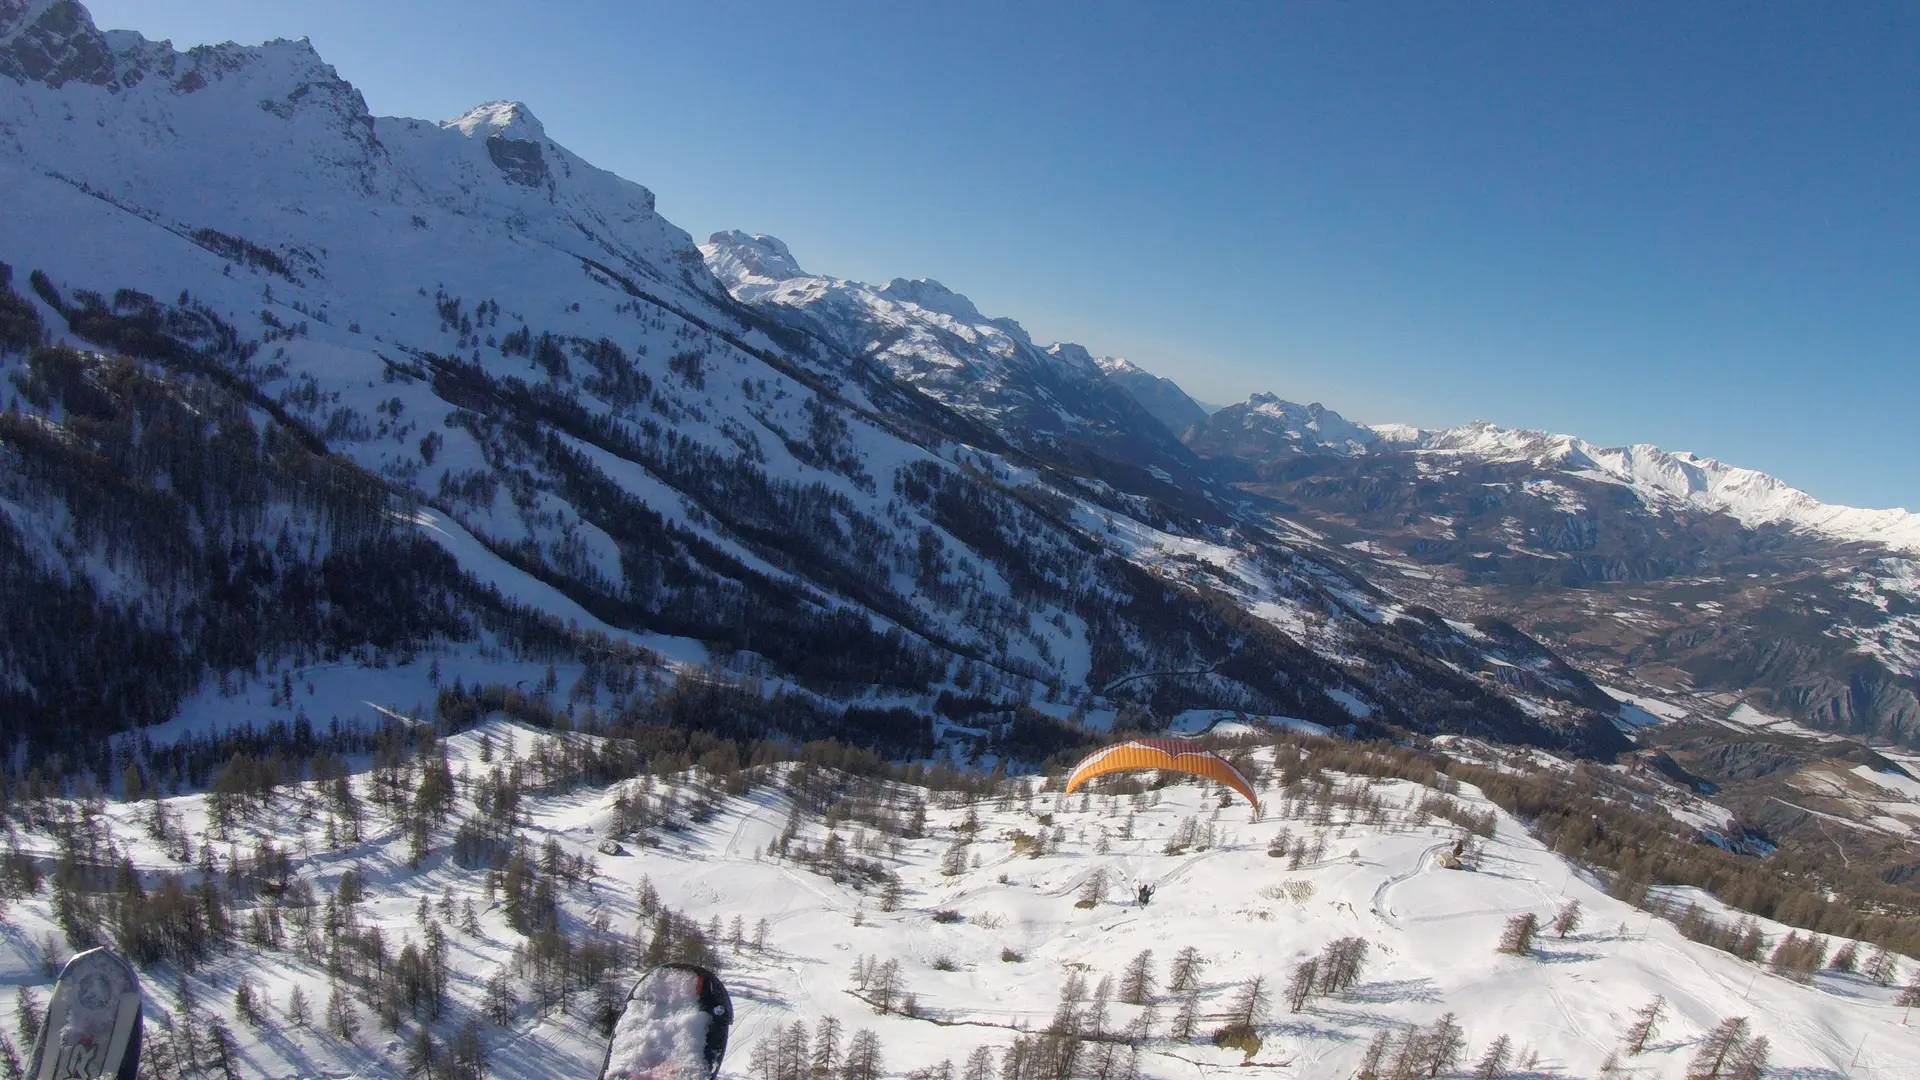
[700,231,1205,487]
[0,0,1636,764]
[1183,393,1380,460]
[1093,355,1210,439]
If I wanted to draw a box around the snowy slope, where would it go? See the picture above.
[1,726,1913,1080]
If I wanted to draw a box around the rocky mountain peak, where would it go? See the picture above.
[873,276,984,322]
[702,230,809,285]
[445,99,546,143]
[0,0,113,87]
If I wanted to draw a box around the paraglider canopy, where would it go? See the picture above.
[1064,738,1258,808]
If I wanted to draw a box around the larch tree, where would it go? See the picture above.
[1553,900,1583,938]
[1474,1035,1512,1080]
[1497,913,1539,956]
[1687,1016,1752,1080]
[1168,947,1205,992]
[1119,950,1154,1005]
[1285,958,1319,1013]
[1622,995,1665,1056]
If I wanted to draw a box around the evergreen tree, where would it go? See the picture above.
[285,985,311,1029]
[407,1026,438,1078]
[11,988,41,1049]
[1864,946,1899,985]
[1553,900,1583,938]
[326,984,360,1042]
[0,1032,20,1080]
[232,980,261,1028]
[1285,958,1319,1013]
[1497,913,1539,956]
[1827,940,1859,974]
[812,1016,844,1080]
[1727,1036,1769,1080]
[1118,950,1154,1005]
[841,1029,883,1080]
[1474,1035,1512,1080]
[1172,989,1201,1040]
[1167,947,1205,992]
[1224,976,1270,1031]
[963,1046,995,1080]
[1355,1030,1391,1080]
[1421,1014,1464,1079]
[1687,1016,1751,1080]
[1622,995,1665,1056]
[202,1020,240,1080]
[1899,972,1920,1008]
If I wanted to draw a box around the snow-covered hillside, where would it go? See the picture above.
[3,723,1914,1080]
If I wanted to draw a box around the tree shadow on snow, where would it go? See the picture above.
[1531,947,1602,964]
[1267,1016,1360,1043]
[1338,977,1441,1004]
[1771,1069,1846,1080]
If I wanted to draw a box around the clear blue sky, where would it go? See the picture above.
[89,2,1920,510]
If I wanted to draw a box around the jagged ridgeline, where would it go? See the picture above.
[0,0,1628,769]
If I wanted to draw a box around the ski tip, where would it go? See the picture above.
[29,947,144,1080]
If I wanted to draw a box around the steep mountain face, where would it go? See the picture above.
[1179,394,1920,748]
[700,231,1214,503]
[1184,392,1379,460]
[1094,355,1209,438]
[0,2,1626,763]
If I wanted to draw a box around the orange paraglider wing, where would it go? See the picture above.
[1064,739,1258,807]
